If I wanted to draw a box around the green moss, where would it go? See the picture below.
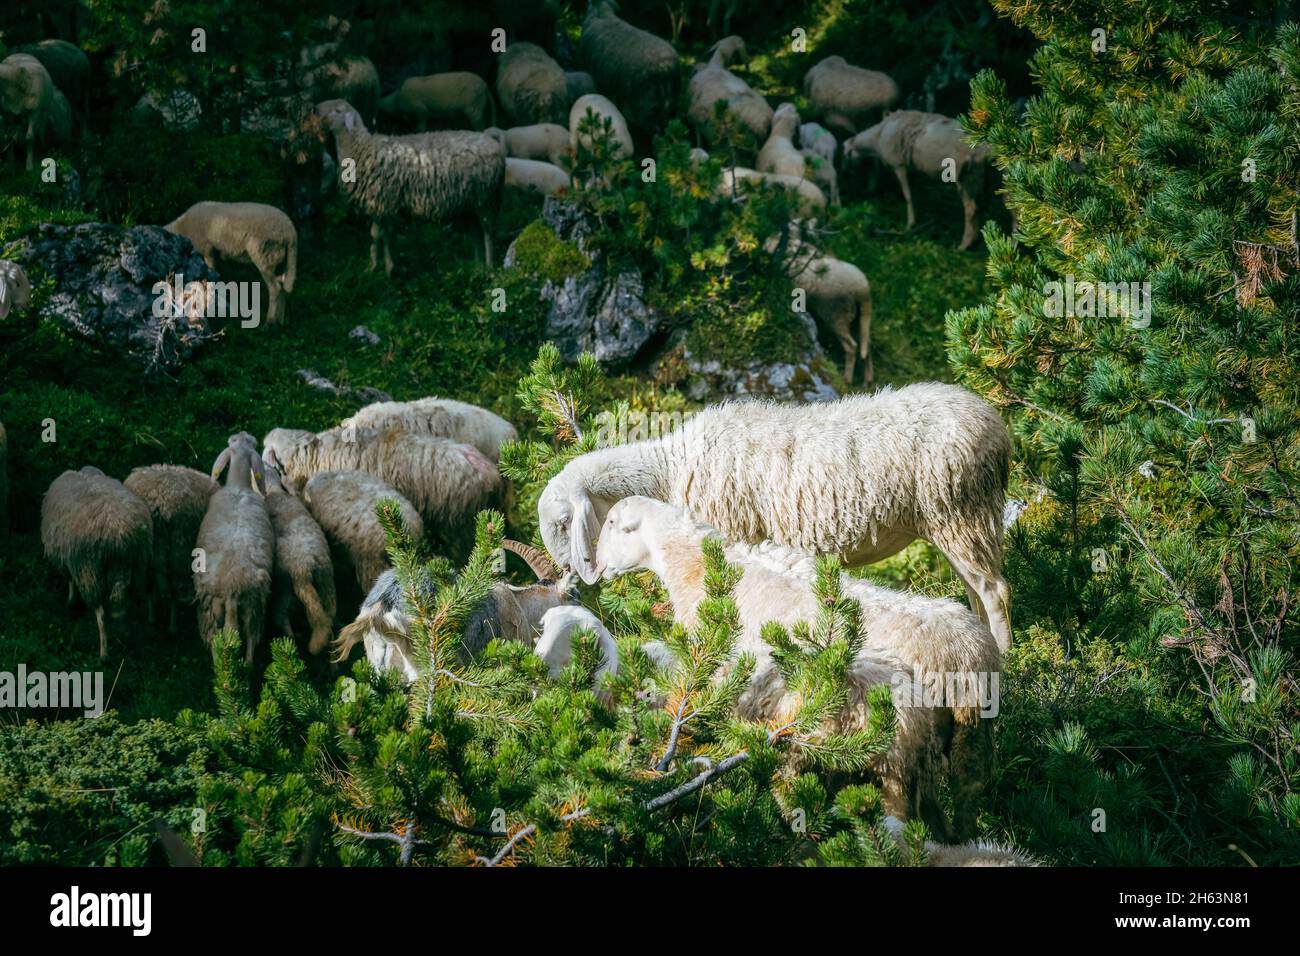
[509,221,591,284]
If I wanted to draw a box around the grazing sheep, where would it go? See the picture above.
[316,98,505,272]
[260,457,336,655]
[757,101,835,202]
[18,40,89,113]
[262,425,504,561]
[798,122,840,206]
[533,604,619,682]
[717,167,826,219]
[595,496,1000,839]
[880,816,1037,866]
[0,260,32,319]
[687,37,772,147]
[580,0,679,133]
[564,71,596,104]
[506,157,572,197]
[123,465,218,634]
[803,55,899,138]
[164,201,299,325]
[496,42,569,127]
[334,539,578,679]
[569,93,634,163]
[485,122,572,167]
[844,110,991,251]
[538,383,1013,651]
[195,434,274,662]
[300,53,380,127]
[764,224,872,383]
[302,470,424,591]
[339,396,519,463]
[41,467,153,659]
[0,53,73,171]
[378,72,495,131]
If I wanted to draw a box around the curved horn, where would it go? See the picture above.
[502,539,561,582]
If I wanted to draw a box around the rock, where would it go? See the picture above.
[297,369,391,404]
[14,222,219,373]
[348,325,381,347]
[131,89,202,132]
[682,351,839,403]
[505,197,664,369]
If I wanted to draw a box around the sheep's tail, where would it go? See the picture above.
[296,568,336,655]
[281,240,297,294]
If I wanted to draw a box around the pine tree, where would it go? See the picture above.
[949,2,1300,860]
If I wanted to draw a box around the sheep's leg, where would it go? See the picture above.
[957,183,979,251]
[67,579,76,606]
[833,316,857,385]
[949,556,1013,653]
[25,118,35,172]
[95,605,109,660]
[266,278,282,325]
[368,221,383,273]
[893,164,915,231]
[477,214,494,269]
[381,228,395,277]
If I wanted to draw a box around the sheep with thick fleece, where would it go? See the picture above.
[764,224,871,383]
[18,40,89,113]
[844,110,991,251]
[485,123,572,167]
[262,456,337,655]
[316,99,504,272]
[687,37,772,147]
[164,201,298,325]
[334,540,577,679]
[798,122,840,206]
[41,467,153,659]
[538,383,1013,651]
[0,53,73,171]
[580,0,679,132]
[339,396,518,463]
[496,43,569,127]
[123,464,217,634]
[262,425,504,561]
[195,434,274,662]
[506,157,572,197]
[0,260,32,320]
[595,496,1000,839]
[802,55,898,138]
[569,93,634,162]
[716,167,826,219]
[378,72,494,131]
[301,470,423,591]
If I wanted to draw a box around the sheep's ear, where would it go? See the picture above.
[211,447,231,480]
[251,451,268,495]
[569,494,602,585]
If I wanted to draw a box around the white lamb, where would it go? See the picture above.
[538,384,1013,651]
[505,157,573,197]
[595,496,1001,839]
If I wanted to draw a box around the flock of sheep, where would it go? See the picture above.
[0,4,1028,862]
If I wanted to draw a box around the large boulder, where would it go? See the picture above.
[505,197,665,369]
[14,222,219,372]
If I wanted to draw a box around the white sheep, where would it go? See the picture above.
[798,121,840,206]
[764,223,872,383]
[123,464,217,634]
[0,260,32,320]
[41,466,153,659]
[17,40,88,113]
[262,425,504,562]
[485,122,572,167]
[595,496,1001,839]
[505,157,573,197]
[802,55,899,138]
[195,434,274,662]
[262,457,337,655]
[716,167,826,219]
[759,101,836,207]
[316,98,504,272]
[580,0,679,132]
[569,93,634,165]
[539,383,1013,651]
[338,396,519,463]
[844,110,991,251]
[164,201,299,325]
[378,72,495,131]
[687,36,772,147]
[301,469,424,591]
[496,42,569,127]
[0,53,73,171]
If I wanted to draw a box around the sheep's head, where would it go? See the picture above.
[212,432,266,493]
[538,477,606,585]
[842,125,883,167]
[315,97,364,135]
[594,496,658,581]
[709,36,748,68]
[534,605,617,680]
[772,102,800,135]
